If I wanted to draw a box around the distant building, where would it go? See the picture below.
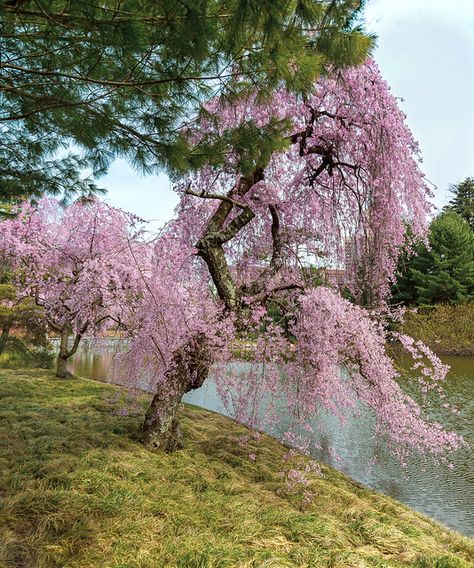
[321,268,347,289]
[344,234,360,271]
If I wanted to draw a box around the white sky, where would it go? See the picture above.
[100,0,474,228]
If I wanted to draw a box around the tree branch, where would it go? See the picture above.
[0,63,242,89]
[65,321,89,358]
[185,187,247,209]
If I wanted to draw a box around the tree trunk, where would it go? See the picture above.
[0,325,10,355]
[142,333,212,452]
[55,324,87,378]
[56,328,73,379]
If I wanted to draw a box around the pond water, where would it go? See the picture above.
[64,339,474,536]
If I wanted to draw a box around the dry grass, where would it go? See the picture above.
[0,369,473,568]
[399,304,474,355]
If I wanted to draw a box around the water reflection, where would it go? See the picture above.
[64,340,474,536]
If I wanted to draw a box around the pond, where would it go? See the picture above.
[63,339,474,536]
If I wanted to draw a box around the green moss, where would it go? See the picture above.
[0,369,473,568]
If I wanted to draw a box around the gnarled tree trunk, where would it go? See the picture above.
[142,170,265,452]
[56,328,73,378]
[142,333,212,452]
[55,325,87,378]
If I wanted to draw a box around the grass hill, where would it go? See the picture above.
[398,304,474,356]
[1,369,473,568]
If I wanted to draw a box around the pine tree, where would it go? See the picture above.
[1,0,374,200]
[393,213,474,305]
[444,177,474,230]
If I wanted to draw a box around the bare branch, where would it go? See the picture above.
[185,188,247,209]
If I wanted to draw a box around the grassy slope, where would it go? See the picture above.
[399,304,474,356]
[1,370,473,568]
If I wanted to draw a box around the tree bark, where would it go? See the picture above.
[54,322,88,378]
[142,333,211,452]
[56,327,73,378]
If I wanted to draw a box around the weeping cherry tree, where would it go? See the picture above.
[0,198,144,377]
[123,60,464,465]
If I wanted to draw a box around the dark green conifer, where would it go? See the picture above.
[444,177,474,230]
[1,0,373,200]
[393,213,474,305]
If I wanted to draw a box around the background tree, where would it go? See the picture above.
[0,281,47,357]
[1,0,373,200]
[0,284,31,353]
[0,198,144,377]
[116,60,464,466]
[0,223,48,355]
[443,177,474,230]
[393,212,474,306]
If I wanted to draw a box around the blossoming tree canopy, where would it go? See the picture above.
[136,60,464,462]
[1,198,144,378]
[178,60,431,306]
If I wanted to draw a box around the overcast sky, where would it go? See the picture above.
[100,0,474,228]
